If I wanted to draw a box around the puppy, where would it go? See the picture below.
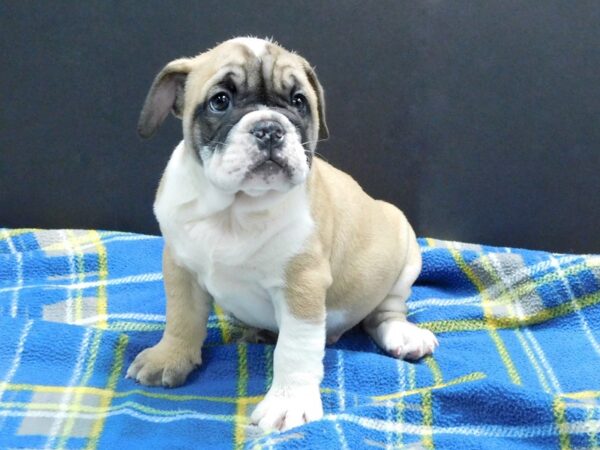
[127,37,438,431]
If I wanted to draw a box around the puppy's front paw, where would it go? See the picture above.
[126,341,200,387]
[251,384,323,431]
[379,321,439,360]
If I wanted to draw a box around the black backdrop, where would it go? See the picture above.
[1,1,599,253]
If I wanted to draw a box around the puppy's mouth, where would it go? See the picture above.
[247,155,292,177]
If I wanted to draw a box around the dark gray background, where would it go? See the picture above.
[1,1,599,253]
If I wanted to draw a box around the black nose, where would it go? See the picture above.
[251,121,285,149]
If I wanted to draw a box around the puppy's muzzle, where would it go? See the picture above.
[250,120,289,170]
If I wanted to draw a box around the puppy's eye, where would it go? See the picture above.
[291,93,307,113]
[209,92,231,112]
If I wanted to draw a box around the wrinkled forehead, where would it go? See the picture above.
[185,40,312,103]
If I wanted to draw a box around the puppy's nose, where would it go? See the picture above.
[250,121,285,149]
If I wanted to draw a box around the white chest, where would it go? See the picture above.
[169,211,312,331]
[155,149,315,331]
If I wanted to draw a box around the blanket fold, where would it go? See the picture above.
[0,229,598,449]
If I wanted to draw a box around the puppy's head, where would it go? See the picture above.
[138,37,328,195]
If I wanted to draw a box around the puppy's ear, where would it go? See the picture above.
[138,58,193,139]
[304,64,329,141]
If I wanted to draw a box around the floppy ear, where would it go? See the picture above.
[304,65,329,140]
[137,58,193,139]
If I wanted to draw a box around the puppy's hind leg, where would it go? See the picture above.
[362,239,438,360]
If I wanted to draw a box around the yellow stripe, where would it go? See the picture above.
[213,304,232,343]
[584,405,598,448]
[420,290,600,334]
[560,390,600,400]
[372,372,486,402]
[39,232,107,254]
[57,329,103,449]
[424,357,443,385]
[553,396,571,450]
[107,322,165,332]
[478,256,551,391]
[421,390,434,449]
[450,249,521,385]
[395,396,405,448]
[421,357,441,450]
[265,345,274,391]
[420,319,485,333]
[0,228,38,239]
[89,230,108,330]
[234,344,250,450]
[408,364,416,391]
[86,334,128,449]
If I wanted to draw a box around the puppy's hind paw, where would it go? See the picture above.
[375,320,439,361]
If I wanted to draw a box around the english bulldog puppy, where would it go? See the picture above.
[127,37,438,431]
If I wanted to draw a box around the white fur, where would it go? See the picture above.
[326,309,349,343]
[372,321,438,360]
[229,37,270,57]
[155,141,314,332]
[363,257,439,359]
[201,109,309,194]
[250,300,325,430]
[133,38,437,433]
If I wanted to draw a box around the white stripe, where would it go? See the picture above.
[0,407,232,424]
[1,229,18,254]
[522,328,562,393]
[96,234,159,245]
[327,413,600,438]
[334,421,349,450]
[51,272,163,290]
[336,350,346,410]
[3,406,596,437]
[394,361,407,447]
[42,234,159,254]
[549,255,600,357]
[0,320,34,429]
[384,401,394,449]
[73,313,167,326]
[513,328,551,393]
[0,320,33,397]
[44,328,93,449]
[1,229,22,318]
[0,272,163,294]
[10,253,22,318]
[409,297,482,309]
[69,313,237,327]
[59,230,76,324]
[397,360,407,394]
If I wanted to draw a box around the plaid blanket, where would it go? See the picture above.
[0,228,599,449]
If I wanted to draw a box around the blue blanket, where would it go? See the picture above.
[0,228,598,449]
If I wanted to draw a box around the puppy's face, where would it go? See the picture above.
[138,38,328,196]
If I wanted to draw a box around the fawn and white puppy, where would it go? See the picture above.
[127,37,438,431]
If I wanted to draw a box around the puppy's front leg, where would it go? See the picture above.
[127,245,211,387]
[252,262,331,431]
